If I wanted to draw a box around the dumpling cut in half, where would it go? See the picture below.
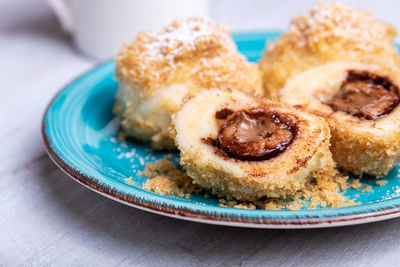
[172,88,335,201]
[281,61,400,177]
[114,17,263,150]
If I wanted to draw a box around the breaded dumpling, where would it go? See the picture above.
[114,17,263,150]
[281,62,400,177]
[260,2,400,99]
[172,88,335,201]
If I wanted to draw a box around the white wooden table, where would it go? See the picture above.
[2,0,400,266]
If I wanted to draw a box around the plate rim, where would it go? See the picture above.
[41,33,400,229]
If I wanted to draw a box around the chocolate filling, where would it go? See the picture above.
[215,108,233,119]
[325,70,400,120]
[214,108,296,161]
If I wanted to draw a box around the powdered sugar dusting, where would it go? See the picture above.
[115,17,262,96]
[142,18,235,65]
[271,2,395,52]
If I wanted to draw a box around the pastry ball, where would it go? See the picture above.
[172,88,335,201]
[114,17,263,150]
[260,2,400,99]
[281,61,400,177]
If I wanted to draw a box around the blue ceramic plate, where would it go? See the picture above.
[42,33,400,228]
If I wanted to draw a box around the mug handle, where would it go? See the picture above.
[46,0,73,33]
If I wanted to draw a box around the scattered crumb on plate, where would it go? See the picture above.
[136,157,361,210]
[376,180,388,186]
[362,186,373,193]
[138,157,202,199]
[124,177,134,185]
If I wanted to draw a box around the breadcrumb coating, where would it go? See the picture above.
[260,2,400,99]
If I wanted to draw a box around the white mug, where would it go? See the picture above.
[47,0,210,59]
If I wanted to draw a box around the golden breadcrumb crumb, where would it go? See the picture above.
[362,186,373,193]
[376,180,388,186]
[124,177,134,185]
[350,179,363,190]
